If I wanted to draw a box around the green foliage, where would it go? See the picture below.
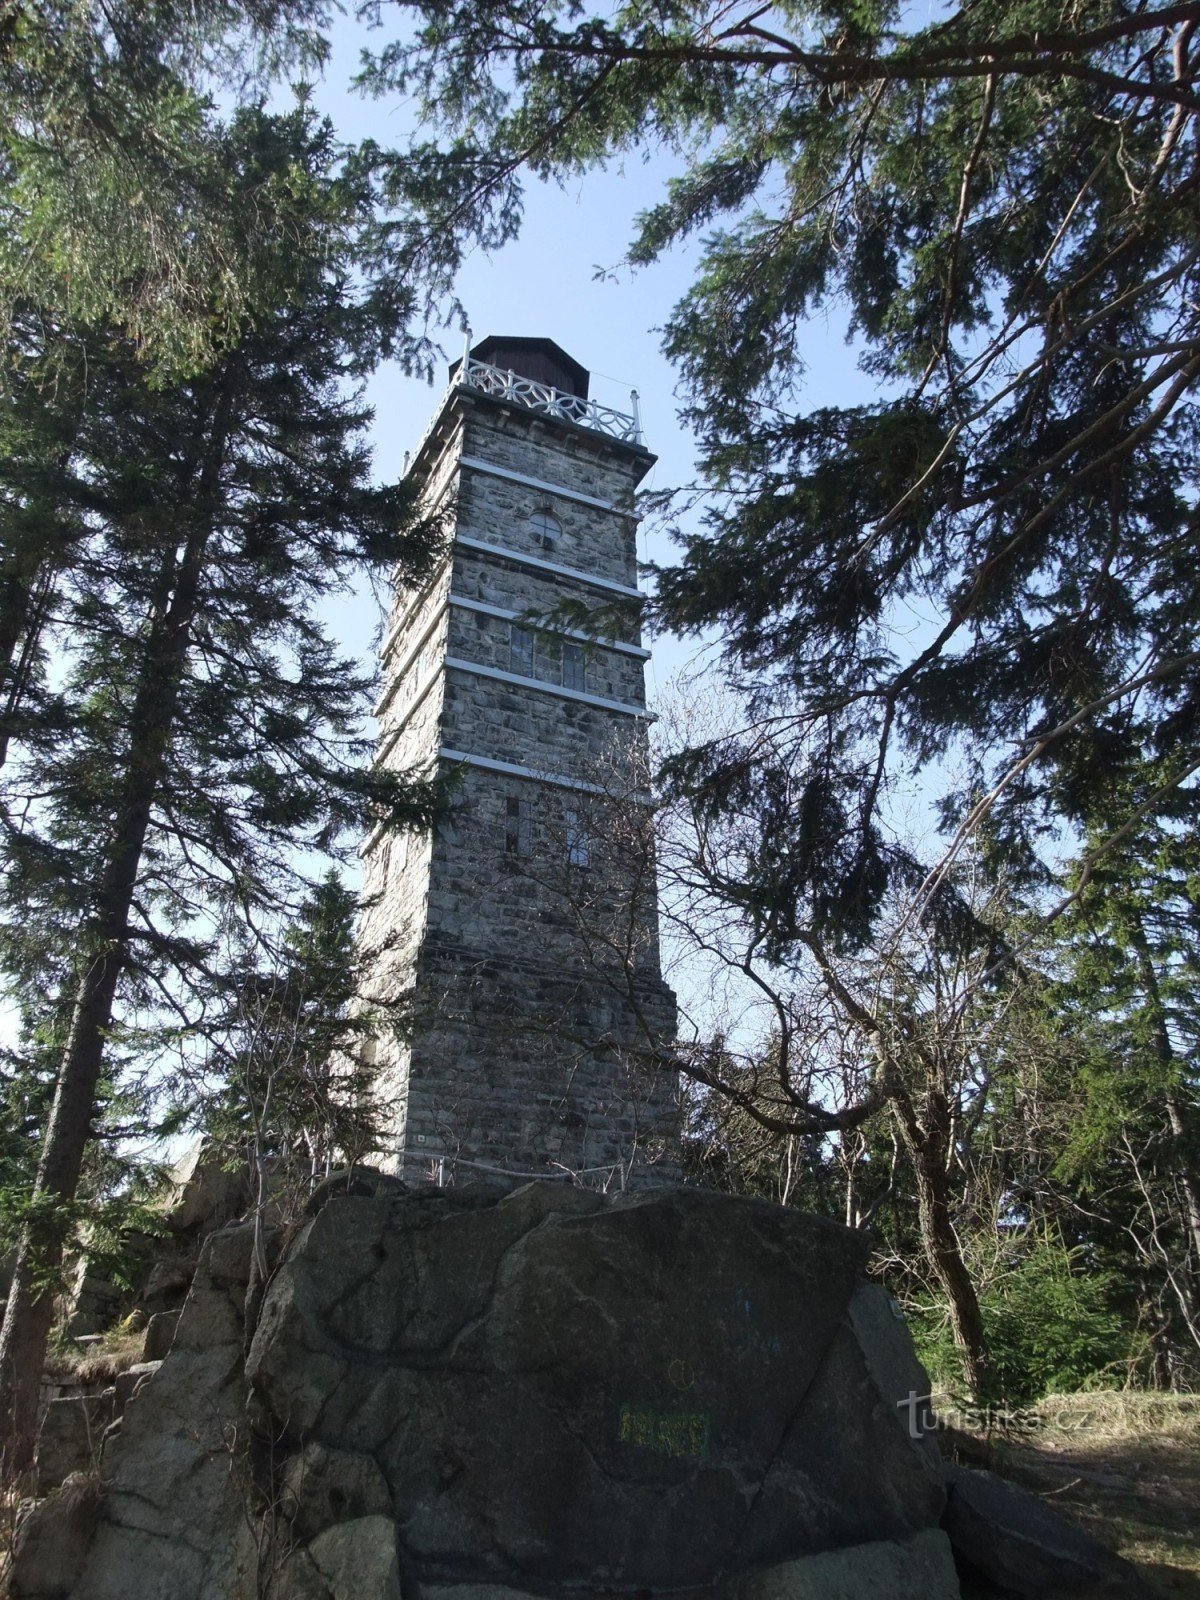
[0,1044,54,1196]
[914,1239,1133,1407]
[0,1184,165,1298]
[204,872,388,1193]
[0,1,333,380]
[372,0,1200,930]
[0,103,449,1057]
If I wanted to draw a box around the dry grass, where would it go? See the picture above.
[990,1391,1200,1597]
[1027,1389,1200,1437]
[44,1318,146,1388]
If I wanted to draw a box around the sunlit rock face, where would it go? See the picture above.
[11,1181,962,1600]
[246,1182,946,1590]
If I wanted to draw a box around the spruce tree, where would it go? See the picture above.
[0,1,330,378]
[1049,772,1200,1369]
[206,870,387,1206]
[368,0,1200,917]
[0,103,446,1480]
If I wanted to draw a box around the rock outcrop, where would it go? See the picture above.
[56,1136,252,1346]
[943,1463,1156,1598]
[11,1221,262,1600]
[6,1180,1147,1600]
[245,1182,945,1592]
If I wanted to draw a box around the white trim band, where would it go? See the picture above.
[443,656,648,718]
[374,667,441,767]
[375,598,450,716]
[449,594,650,659]
[455,535,642,600]
[382,569,448,662]
[438,748,607,795]
[457,454,636,515]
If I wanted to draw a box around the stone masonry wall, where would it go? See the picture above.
[455,470,636,587]
[358,372,678,1184]
[445,606,644,706]
[450,545,643,644]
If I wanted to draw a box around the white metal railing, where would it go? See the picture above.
[461,356,644,444]
[403,333,645,473]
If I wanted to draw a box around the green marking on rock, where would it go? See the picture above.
[618,1403,711,1459]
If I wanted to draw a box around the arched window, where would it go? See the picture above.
[530,508,561,550]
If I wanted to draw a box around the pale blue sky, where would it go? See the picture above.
[302,16,897,1038]
[307,11,880,704]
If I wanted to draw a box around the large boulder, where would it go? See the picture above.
[943,1464,1156,1599]
[7,1474,103,1600]
[160,1135,252,1238]
[411,1529,962,1600]
[731,1527,961,1600]
[141,1309,179,1362]
[10,1222,265,1600]
[296,1515,403,1600]
[12,1182,958,1600]
[246,1182,947,1591]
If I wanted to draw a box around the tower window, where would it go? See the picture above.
[530,509,561,550]
[536,636,561,684]
[506,795,532,857]
[509,623,535,676]
[566,809,590,869]
[562,641,586,692]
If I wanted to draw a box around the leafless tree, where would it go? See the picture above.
[524,690,1044,1396]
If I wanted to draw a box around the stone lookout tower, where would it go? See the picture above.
[358,334,678,1184]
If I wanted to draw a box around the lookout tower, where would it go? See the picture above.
[357,335,678,1184]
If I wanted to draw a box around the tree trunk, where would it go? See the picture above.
[0,564,54,769]
[890,1080,991,1401]
[1165,1089,1200,1268]
[0,395,231,1483]
[0,566,35,680]
[915,1148,991,1399]
[1133,938,1200,1270]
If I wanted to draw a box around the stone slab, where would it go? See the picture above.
[944,1465,1155,1598]
[731,1528,961,1600]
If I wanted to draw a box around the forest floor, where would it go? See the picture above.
[978,1391,1200,1596]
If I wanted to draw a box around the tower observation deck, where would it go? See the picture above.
[356,335,679,1185]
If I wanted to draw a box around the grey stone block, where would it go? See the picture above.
[731,1528,962,1600]
[943,1464,1155,1598]
[845,1282,944,1470]
[113,1360,161,1413]
[35,1394,114,1490]
[8,1473,104,1599]
[306,1516,401,1600]
[141,1310,179,1362]
[282,1441,392,1542]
